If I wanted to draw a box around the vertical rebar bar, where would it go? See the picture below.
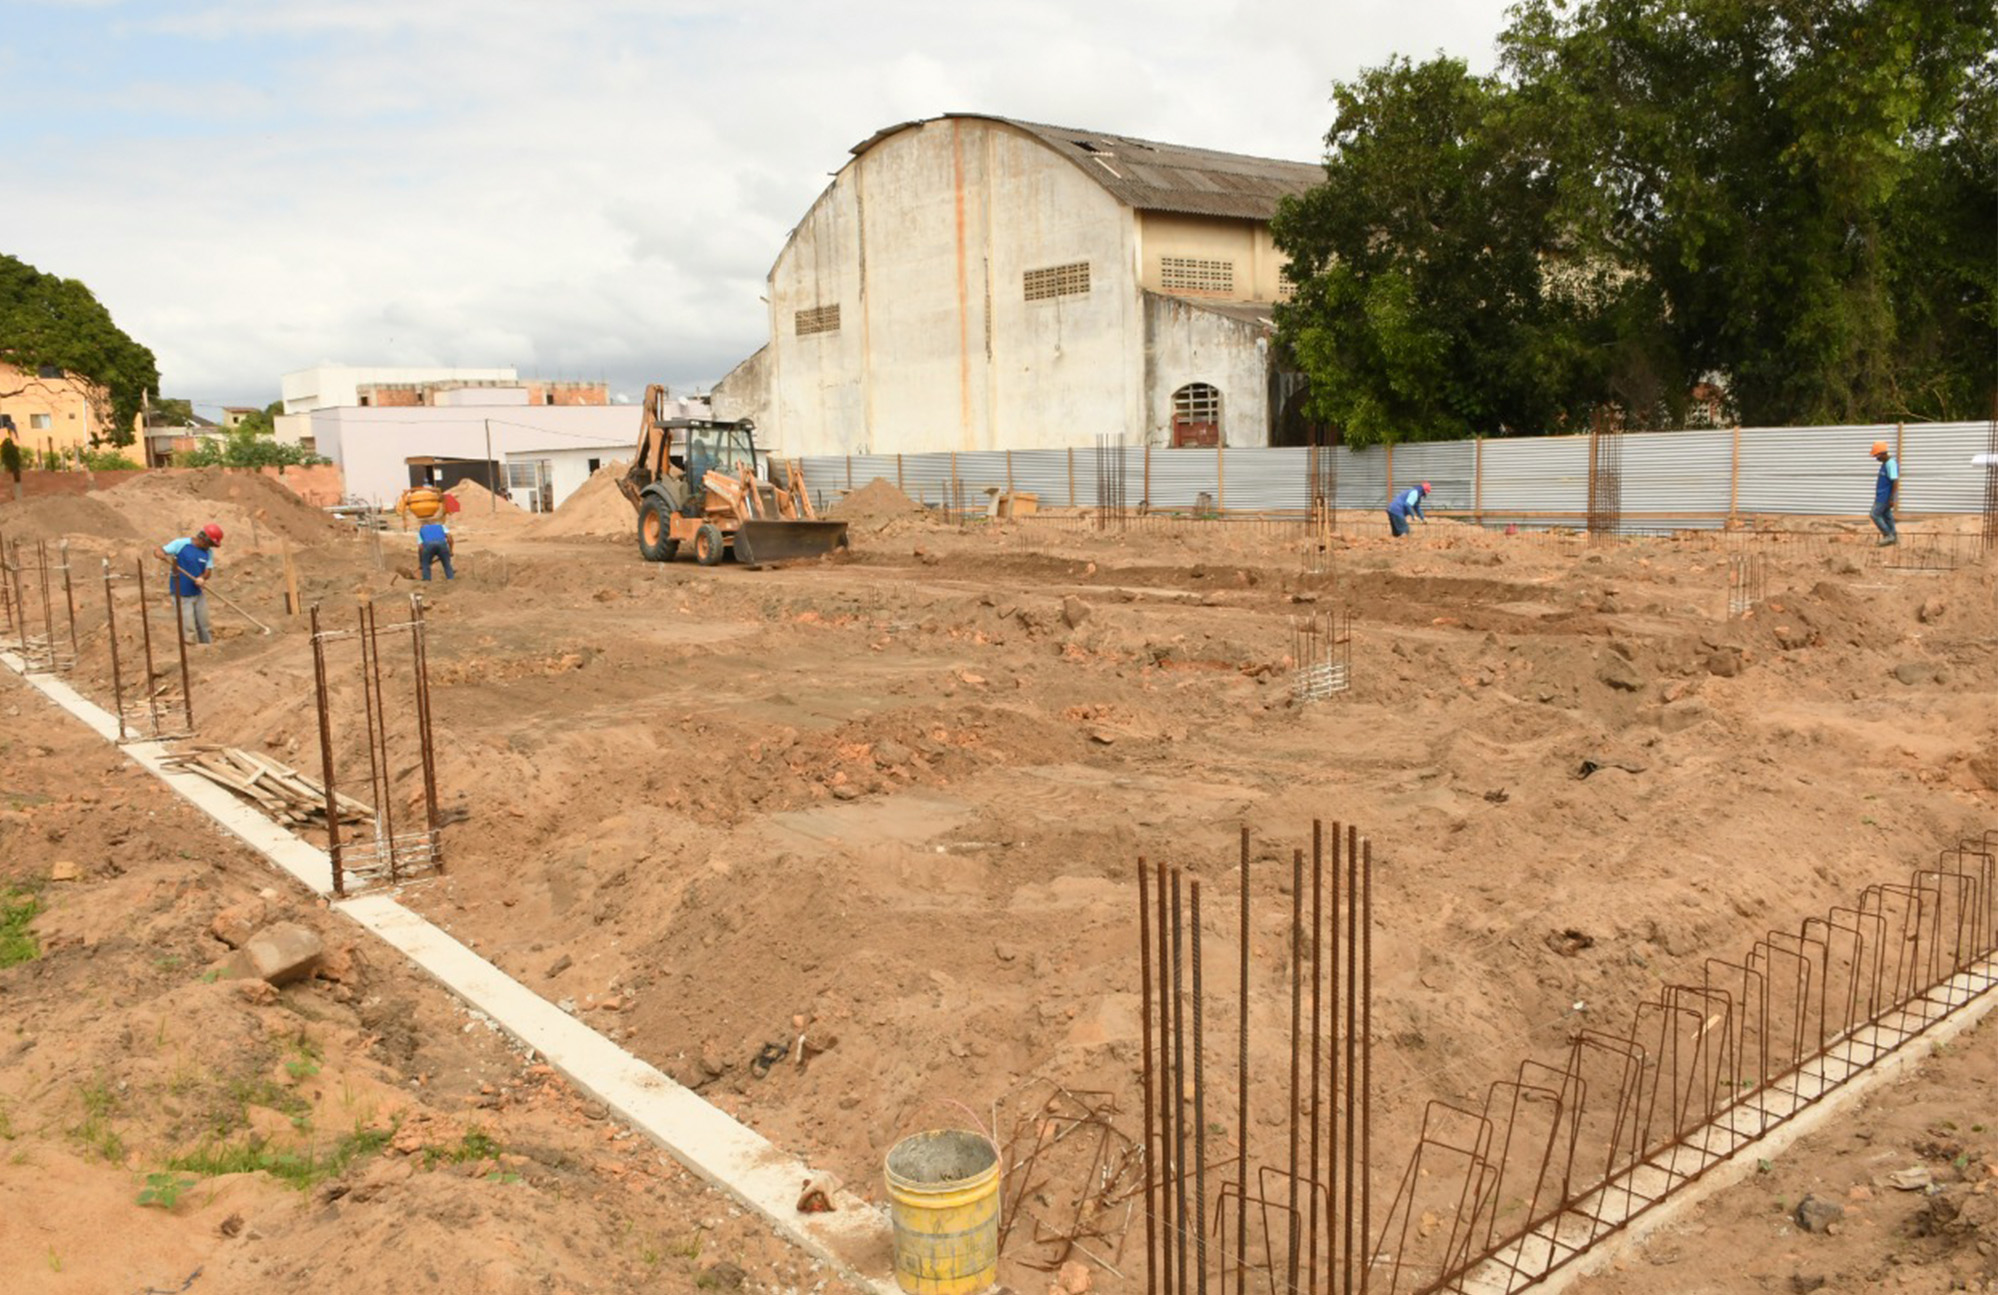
[1171,867,1190,1295]
[362,601,400,881]
[309,605,345,896]
[59,541,77,666]
[170,573,193,734]
[1156,860,1176,1295]
[1236,825,1250,1295]
[102,560,126,740]
[134,558,162,736]
[1287,846,1303,1294]
[1343,824,1359,1295]
[1308,820,1324,1295]
[1192,877,1208,1295]
[1328,822,1341,1291]
[1360,836,1373,1295]
[1139,859,1159,1295]
[410,594,441,836]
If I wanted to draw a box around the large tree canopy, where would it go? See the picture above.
[0,254,159,445]
[1274,0,1997,444]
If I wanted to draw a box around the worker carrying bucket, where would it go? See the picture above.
[885,1129,1001,1295]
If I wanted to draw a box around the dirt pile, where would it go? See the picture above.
[523,460,632,540]
[445,478,532,531]
[103,469,349,547]
[0,494,140,544]
[827,476,924,523]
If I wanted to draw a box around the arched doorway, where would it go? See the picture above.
[1170,383,1221,448]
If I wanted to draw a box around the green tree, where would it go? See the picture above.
[149,397,196,426]
[1276,0,1998,436]
[1501,0,1996,425]
[0,254,158,444]
[229,400,283,438]
[174,428,328,469]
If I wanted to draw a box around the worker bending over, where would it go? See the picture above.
[418,517,455,580]
[159,523,223,645]
[1387,482,1431,538]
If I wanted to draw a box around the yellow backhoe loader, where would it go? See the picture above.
[615,384,847,565]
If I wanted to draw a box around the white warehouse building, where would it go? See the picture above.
[711,114,1324,458]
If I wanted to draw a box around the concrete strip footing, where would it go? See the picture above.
[1,653,896,1294]
[1453,955,1998,1295]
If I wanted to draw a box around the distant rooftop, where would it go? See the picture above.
[851,114,1324,222]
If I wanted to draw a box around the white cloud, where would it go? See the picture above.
[11,0,1515,410]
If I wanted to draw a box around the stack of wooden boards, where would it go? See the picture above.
[163,744,371,828]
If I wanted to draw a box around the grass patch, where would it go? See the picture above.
[70,1077,125,1163]
[0,883,44,969]
[166,1123,394,1192]
[425,1127,503,1169]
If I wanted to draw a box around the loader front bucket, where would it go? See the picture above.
[734,519,850,565]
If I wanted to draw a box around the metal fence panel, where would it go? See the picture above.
[1387,441,1475,512]
[1224,446,1309,513]
[1901,421,1992,514]
[1336,446,1387,513]
[1146,448,1218,510]
[1734,424,1887,514]
[1007,448,1078,508]
[1619,429,1733,519]
[1479,435,1590,518]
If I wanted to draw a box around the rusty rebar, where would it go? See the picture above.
[1236,825,1250,1295]
[36,541,56,665]
[1139,859,1158,1295]
[59,541,77,666]
[1155,860,1176,1295]
[309,605,345,896]
[169,565,193,733]
[410,594,441,838]
[1192,876,1208,1295]
[1308,820,1324,1295]
[1360,835,1373,1295]
[134,558,162,737]
[1287,845,1303,1293]
[1329,822,1342,1291]
[1343,823,1358,1295]
[1171,867,1189,1295]
[102,560,127,740]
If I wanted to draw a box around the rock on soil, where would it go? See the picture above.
[230,921,325,984]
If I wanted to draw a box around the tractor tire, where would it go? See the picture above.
[732,528,756,567]
[694,522,725,566]
[638,498,679,563]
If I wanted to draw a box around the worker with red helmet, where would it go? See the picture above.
[1387,481,1431,538]
[159,522,224,645]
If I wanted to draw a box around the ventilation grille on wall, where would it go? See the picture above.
[1161,256,1235,295]
[795,304,841,336]
[1024,262,1090,302]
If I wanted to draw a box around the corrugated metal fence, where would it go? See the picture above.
[799,421,1993,525]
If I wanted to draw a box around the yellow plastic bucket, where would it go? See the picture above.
[885,1129,1001,1295]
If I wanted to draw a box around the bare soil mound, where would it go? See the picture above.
[523,460,632,540]
[103,469,348,547]
[446,478,532,532]
[0,494,140,544]
[827,476,923,523]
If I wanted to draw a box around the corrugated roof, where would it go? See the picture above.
[850,115,1323,222]
[1147,292,1277,330]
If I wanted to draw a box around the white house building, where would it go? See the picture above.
[710,114,1323,457]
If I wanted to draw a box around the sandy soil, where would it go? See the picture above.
[3,471,1994,1293]
[0,672,865,1295]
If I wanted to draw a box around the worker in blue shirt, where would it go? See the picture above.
[418,517,455,580]
[1869,440,1898,546]
[158,522,223,644]
[1386,482,1431,538]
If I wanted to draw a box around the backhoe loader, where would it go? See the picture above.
[616,385,847,566]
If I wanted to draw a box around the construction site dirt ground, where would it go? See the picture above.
[3,470,1996,1294]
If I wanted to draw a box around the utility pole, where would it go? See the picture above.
[483,419,495,513]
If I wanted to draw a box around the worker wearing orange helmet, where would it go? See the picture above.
[1868,441,1898,546]
[159,522,223,645]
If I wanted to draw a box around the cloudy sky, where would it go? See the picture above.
[10,0,1514,416]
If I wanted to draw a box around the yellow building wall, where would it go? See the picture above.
[1136,213,1290,303]
[0,361,113,451]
